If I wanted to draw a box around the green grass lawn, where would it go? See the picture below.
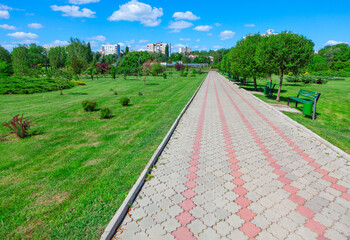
[0,72,205,239]
[235,75,350,154]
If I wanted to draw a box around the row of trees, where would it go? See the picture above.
[219,32,314,101]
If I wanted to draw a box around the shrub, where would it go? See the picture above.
[113,90,118,95]
[138,91,143,96]
[0,77,74,95]
[3,114,32,138]
[180,71,187,77]
[71,80,86,85]
[286,75,328,84]
[163,73,167,79]
[82,100,98,111]
[288,72,293,76]
[191,74,196,77]
[310,70,350,77]
[100,108,113,119]
[120,97,130,106]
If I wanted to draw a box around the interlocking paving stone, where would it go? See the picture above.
[114,72,350,239]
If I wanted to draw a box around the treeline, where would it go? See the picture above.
[309,44,350,72]
[219,32,315,101]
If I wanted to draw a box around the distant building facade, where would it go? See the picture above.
[179,46,191,54]
[147,43,171,56]
[102,44,121,56]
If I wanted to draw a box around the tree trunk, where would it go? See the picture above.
[269,74,272,84]
[253,77,257,91]
[243,77,246,85]
[276,69,284,102]
[91,75,93,80]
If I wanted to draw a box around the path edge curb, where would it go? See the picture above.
[224,77,350,161]
[100,74,208,240]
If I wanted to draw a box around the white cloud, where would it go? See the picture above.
[135,45,147,51]
[213,45,223,49]
[180,38,191,41]
[26,13,35,16]
[51,5,96,18]
[175,44,185,48]
[108,0,163,27]
[118,42,126,47]
[0,24,17,30]
[15,39,39,44]
[43,40,69,47]
[0,10,10,19]
[28,23,43,29]
[207,33,213,36]
[7,32,38,39]
[88,35,106,42]
[214,23,221,27]
[193,25,213,32]
[69,0,100,4]
[244,24,255,27]
[196,39,200,42]
[0,4,13,10]
[138,39,149,43]
[219,30,235,40]
[173,11,199,21]
[194,46,199,49]
[2,44,15,50]
[89,41,99,47]
[125,39,135,45]
[169,21,193,33]
[324,40,349,46]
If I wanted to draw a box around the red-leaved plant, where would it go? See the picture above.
[3,114,32,138]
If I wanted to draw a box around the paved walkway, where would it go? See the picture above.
[114,72,350,240]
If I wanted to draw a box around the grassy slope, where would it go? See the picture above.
[0,72,205,239]
[236,75,350,153]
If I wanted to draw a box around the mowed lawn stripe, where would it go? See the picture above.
[0,73,205,239]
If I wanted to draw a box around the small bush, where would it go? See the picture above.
[3,114,32,138]
[71,80,86,85]
[100,108,113,119]
[310,70,350,77]
[180,71,187,77]
[138,91,143,96]
[113,90,118,95]
[163,73,167,79]
[191,74,196,77]
[82,100,98,111]
[120,97,130,106]
[288,72,293,76]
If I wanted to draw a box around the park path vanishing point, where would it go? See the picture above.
[114,71,350,240]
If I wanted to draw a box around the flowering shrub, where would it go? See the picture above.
[3,114,32,138]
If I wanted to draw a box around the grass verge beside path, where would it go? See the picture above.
[0,72,205,239]
[234,75,350,154]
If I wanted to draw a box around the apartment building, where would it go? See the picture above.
[101,44,121,56]
[147,43,171,56]
[179,46,191,54]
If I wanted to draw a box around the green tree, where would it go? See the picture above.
[124,46,129,55]
[11,45,30,76]
[319,43,350,64]
[142,59,153,85]
[117,53,141,80]
[307,55,329,72]
[0,61,12,76]
[165,44,169,59]
[151,63,165,76]
[28,44,47,66]
[256,32,314,101]
[66,38,92,76]
[48,46,67,69]
[0,45,11,63]
[110,65,118,79]
[52,69,73,95]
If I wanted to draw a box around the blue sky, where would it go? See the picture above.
[0,0,349,52]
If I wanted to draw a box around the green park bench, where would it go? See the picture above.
[260,82,276,97]
[288,89,321,120]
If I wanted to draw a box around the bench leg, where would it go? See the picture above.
[287,99,289,106]
[313,102,317,120]
[296,102,298,108]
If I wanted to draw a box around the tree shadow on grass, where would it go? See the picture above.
[68,92,88,95]
[146,83,160,86]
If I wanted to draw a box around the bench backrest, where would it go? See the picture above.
[297,89,321,102]
[266,82,276,88]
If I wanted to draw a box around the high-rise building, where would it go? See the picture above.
[102,44,121,56]
[179,46,191,54]
[147,43,171,56]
